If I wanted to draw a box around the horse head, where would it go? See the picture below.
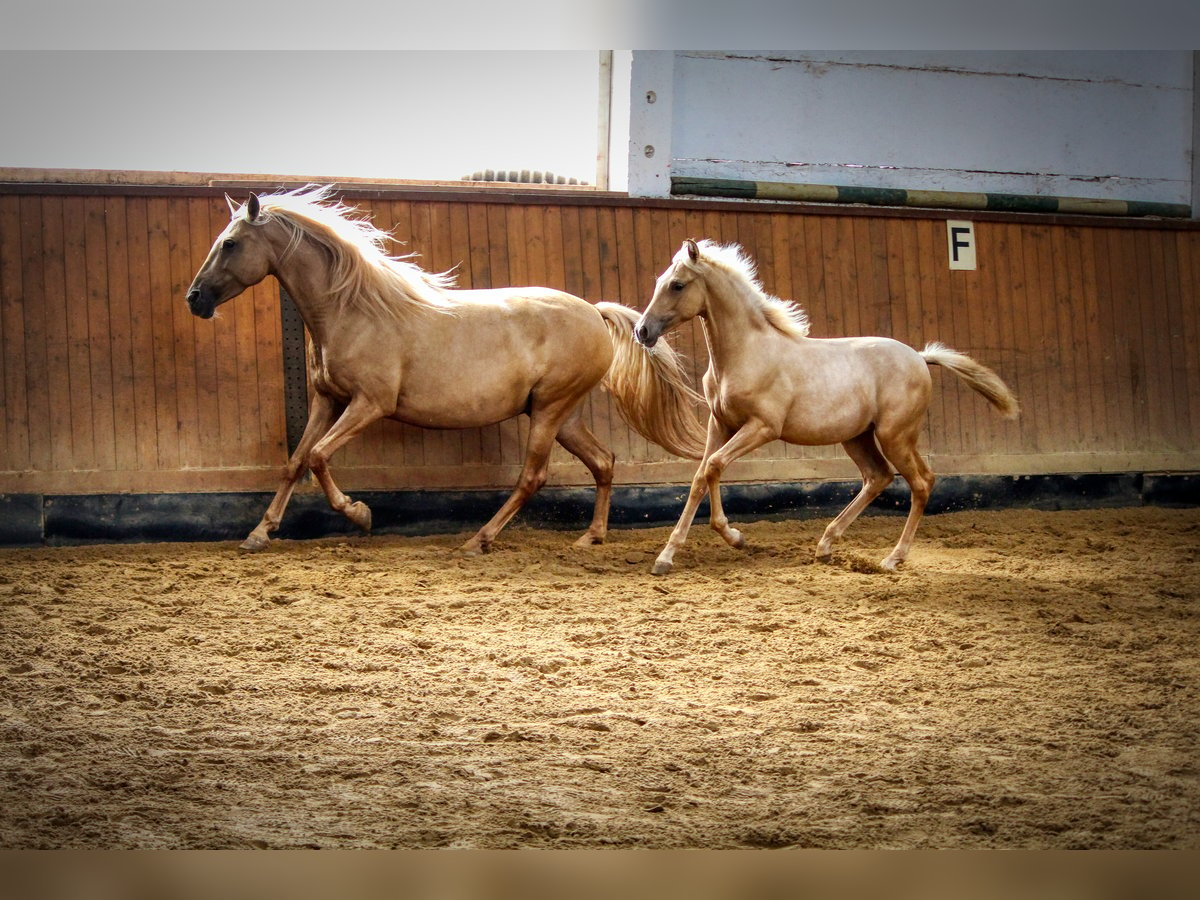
[185,193,275,319]
[635,238,708,348]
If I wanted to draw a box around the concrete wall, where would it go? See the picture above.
[626,51,1194,206]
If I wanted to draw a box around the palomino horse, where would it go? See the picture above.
[634,239,1019,575]
[186,187,706,553]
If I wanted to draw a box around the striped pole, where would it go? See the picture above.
[671,177,1191,219]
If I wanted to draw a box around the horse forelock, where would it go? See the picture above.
[254,186,457,321]
[692,240,810,338]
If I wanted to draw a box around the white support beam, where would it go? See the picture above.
[627,51,675,198]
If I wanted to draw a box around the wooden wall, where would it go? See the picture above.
[1,182,1198,498]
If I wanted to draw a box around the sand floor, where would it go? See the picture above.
[1,506,1198,848]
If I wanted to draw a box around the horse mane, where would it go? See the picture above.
[691,240,810,338]
[253,185,457,322]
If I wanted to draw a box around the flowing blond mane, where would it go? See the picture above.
[692,240,810,338]
[253,186,457,321]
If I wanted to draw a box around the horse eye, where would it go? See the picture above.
[222,239,236,251]
[670,281,685,292]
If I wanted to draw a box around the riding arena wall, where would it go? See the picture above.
[1,179,1197,543]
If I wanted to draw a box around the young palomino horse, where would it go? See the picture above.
[634,239,1019,575]
[186,188,706,553]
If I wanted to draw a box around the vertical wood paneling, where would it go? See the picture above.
[230,249,261,467]
[502,204,528,287]
[184,199,223,468]
[39,198,73,472]
[0,197,28,469]
[102,198,136,472]
[146,197,180,471]
[767,214,794,308]
[250,277,283,466]
[863,219,892,338]
[61,196,95,470]
[1,186,1197,496]
[1051,227,1085,451]
[947,250,977,457]
[1139,229,1169,447]
[81,197,116,471]
[1176,232,1200,440]
[1153,229,1183,447]
[1124,229,1156,448]
[1008,224,1041,452]
[465,204,491,288]
[911,220,946,453]
[1003,224,1035,452]
[979,223,1015,455]
[0,204,7,461]
[952,261,984,454]
[612,206,639,309]
[1155,231,1189,449]
[166,199,200,467]
[19,198,50,470]
[1065,227,1098,448]
[1086,226,1120,452]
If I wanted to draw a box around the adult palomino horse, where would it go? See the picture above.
[634,239,1019,575]
[186,187,706,553]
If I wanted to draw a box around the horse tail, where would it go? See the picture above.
[921,342,1020,419]
[595,302,708,460]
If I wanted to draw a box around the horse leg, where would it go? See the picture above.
[305,395,386,533]
[875,429,936,570]
[459,400,575,556]
[708,479,745,549]
[555,409,616,547]
[649,414,730,574]
[815,428,896,561]
[706,418,748,549]
[241,393,339,552]
[652,417,771,575]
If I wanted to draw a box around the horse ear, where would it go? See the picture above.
[224,193,238,218]
[246,193,261,222]
[685,238,699,262]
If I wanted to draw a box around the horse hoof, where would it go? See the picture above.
[346,501,372,532]
[728,529,745,549]
[651,559,673,576]
[815,550,834,564]
[573,533,604,548]
[240,533,270,552]
[457,538,489,557]
[881,556,902,571]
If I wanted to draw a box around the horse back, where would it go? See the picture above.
[448,287,612,357]
[378,287,613,428]
[712,334,931,445]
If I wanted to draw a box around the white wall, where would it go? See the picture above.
[626,51,1194,205]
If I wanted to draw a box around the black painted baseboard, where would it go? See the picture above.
[2,473,1197,547]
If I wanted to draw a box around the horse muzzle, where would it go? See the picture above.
[634,316,665,348]
[186,285,217,319]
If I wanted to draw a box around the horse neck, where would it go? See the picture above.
[268,231,356,344]
[698,267,778,369]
